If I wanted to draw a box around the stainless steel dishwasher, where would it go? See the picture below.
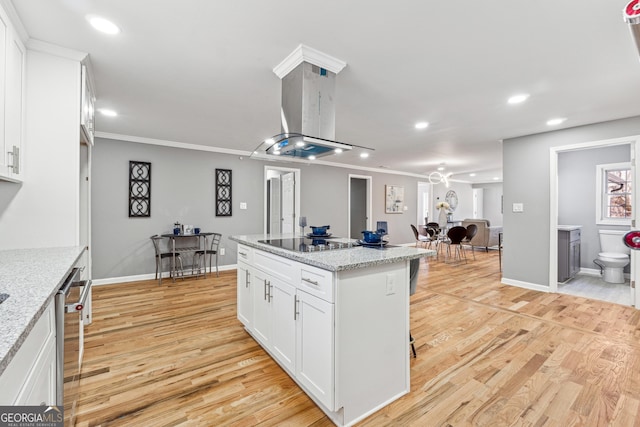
[55,267,91,426]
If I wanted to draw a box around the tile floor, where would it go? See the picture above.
[558,273,632,306]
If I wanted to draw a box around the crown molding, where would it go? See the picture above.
[1,0,27,42]
[95,132,251,156]
[273,44,347,79]
[27,39,88,62]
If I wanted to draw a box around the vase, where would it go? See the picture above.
[438,209,448,229]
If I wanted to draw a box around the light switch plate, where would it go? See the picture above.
[240,202,247,210]
[512,203,524,213]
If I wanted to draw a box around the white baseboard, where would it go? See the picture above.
[92,264,237,286]
[501,277,551,293]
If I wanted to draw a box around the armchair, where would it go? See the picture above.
[460,219,502,251]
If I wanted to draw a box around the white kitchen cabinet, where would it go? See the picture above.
[0,300,56,405]
[0,3,25,183]
[251,267,271,347]
[236,260,253,329]
[80,64,95,145]
[296,289,334,410]
[271,278,296,373]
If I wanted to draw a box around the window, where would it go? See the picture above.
[596,162,632,225]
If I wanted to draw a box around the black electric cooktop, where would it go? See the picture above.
[258,237,393,252]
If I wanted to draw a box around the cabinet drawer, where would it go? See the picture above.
[254,250,297,283]
[237,245,253,264]
[299,265,334,303]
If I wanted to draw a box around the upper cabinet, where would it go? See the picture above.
[80,64,95,146]
[0,5,25,183]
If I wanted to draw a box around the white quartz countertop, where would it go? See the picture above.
[230,234,435,271]
[0,246,85,375]
[558,225,583,231]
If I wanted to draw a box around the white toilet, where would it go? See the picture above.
[597,229,630,284]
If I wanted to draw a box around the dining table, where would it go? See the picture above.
[160,232,215,281]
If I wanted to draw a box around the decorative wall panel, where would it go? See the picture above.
[216,169,232,217]
[129,161,151,217]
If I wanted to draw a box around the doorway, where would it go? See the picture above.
[550,135,640,308]
[265,166,301,235]
[348,175,371,239]
[417,181,430,225]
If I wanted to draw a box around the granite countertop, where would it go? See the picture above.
[558,225,583,231]
[0,246,85,375]
[229,234,435,272]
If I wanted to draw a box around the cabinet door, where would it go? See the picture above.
[271,279,296,373]
[4,30,24,177]
[237,262,253,328]
[252,269,271,346]
[569,240,581,278]
[296,290,334,410]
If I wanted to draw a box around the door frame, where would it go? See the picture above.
[549,135,640,307]
[264,166,301,235]
[348,174,372,238]
[416,181,432,226]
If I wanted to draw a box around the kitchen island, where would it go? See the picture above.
[229,234,434,427]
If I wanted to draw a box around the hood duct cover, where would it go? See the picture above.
[253,46,372,160]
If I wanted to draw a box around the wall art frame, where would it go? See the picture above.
[385,185,404,214]
[129,161,151,217]
[216,168,232,217]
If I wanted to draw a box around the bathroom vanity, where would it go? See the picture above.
[558,225,582,282]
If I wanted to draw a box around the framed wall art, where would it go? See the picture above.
[215,168,232,216]
[129,161,151,217]
[385,185,404,214]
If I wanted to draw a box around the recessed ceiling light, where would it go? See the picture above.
[469,173,476,177]
[308,155,316,160]
[98,108,117,117]
[508,93,529,104]
[86,15,120,35]
[493,177,500,180]
[360,152,369,159]
[264,138,274,145]
[295,141,305,147]
[334,148,343,154]
[415,121,429,129]
[546,117,566,126]
[437,166,445,171]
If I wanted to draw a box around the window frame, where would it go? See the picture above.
[596,162,632,226]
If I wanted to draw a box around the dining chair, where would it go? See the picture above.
[463,224,478,260]
[446,226,468,264]
[410,225,430,248]
[194,233,222,277]
[150,235,183,284]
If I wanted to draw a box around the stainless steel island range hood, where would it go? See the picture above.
[252,45,372,160]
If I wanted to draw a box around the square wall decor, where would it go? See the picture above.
[129,161,151,217]
[216,169,232,216]
[385,185,404,214]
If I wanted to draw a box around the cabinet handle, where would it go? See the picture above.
[264,279,268,300]
[268,282,273,302]
[239,251,247,257]
[302,277,319,286]
[245,270,250,288]
[294,296,299,320]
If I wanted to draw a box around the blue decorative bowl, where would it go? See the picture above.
[310,225,330,235]
[361,230,382,243]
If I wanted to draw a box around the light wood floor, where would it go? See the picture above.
[76,250,640,426]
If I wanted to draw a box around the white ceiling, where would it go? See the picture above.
[10,0,640,183]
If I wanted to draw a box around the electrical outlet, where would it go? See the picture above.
[220,248,226,256]
[386,273,396,295]
[240,202,247,209]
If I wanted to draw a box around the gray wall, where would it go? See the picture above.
[92,138,429,280]
[503,115,640,288]
[558,145,630,269]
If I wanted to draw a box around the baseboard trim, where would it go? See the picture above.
[501,277,550,293]
[92,264,237,286]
